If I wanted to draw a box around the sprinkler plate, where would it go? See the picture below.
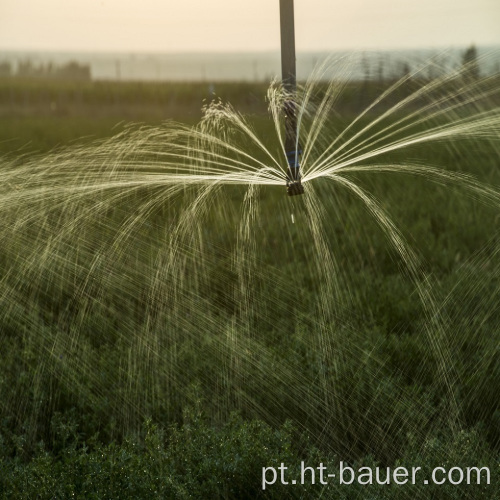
[287,180,304,196]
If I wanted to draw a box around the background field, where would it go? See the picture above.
[0,74,499,499]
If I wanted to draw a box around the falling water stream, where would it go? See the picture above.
[1,57,499,494]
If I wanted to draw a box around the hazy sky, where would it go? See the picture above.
[1,0,499,53]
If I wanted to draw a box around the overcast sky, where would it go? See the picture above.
[1,0,499,53]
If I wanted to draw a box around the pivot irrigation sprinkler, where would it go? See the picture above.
[280,0,304,196]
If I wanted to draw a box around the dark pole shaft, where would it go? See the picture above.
[280,0,303,195]
[280,0,297,93]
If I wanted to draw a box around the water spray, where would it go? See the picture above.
[280,0,304,196]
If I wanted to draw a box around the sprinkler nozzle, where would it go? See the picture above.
[286,149,304,196]
[287,180,304,196]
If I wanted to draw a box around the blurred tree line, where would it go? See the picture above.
[0,60,90,81]
[461,44,480,80]
[361,44,488,83]
[0,44,494,84]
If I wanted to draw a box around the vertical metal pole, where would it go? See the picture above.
[280,0,303,195]
[280,0,297,93]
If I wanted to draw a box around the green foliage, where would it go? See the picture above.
[0,415,498,499]
[0,412,302,499]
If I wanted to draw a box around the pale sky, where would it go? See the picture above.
[1,0,499,53]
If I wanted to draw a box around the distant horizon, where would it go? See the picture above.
[2,43,499,56]
[3,45,499,83]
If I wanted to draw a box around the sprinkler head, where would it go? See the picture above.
[287,178,304,196]
[287,181,304,196]
[286,150,304,196]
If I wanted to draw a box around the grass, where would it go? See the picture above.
[0,78,273,155]
[0,75,499,498]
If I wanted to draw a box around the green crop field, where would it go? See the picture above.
[0,75,499,499]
